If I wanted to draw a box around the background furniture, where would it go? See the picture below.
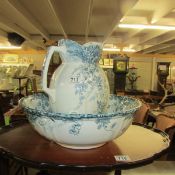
[12,76,28,98]
[113,55,129,93]
[0,119,169,175]
[4,106,25,125]
[155,114,175,160]
[0,91,14,113]
[133,101,150,124]
[157,62,171,94]
[0,106,5,126]
[155,114,175,141]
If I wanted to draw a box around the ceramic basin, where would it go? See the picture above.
[20,93,141,149]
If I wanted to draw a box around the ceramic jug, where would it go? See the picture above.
[42,39,110,114]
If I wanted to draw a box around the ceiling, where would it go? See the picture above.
[1,0,175,54]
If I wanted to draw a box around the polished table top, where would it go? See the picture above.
[150,104,175,119]
[0,120,170,173]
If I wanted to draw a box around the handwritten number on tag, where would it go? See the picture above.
[114,155,131,162]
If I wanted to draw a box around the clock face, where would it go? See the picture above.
[157,64,169,75]
[116,61,126,71]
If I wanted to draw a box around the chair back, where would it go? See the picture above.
[25,77,38,95]
[133,101,149,124]
[155,114,175,131]
[164,105,175,114]
[0,106,5,126]
[155,114,175,142]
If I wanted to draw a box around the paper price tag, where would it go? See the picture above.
[114,155,131,162]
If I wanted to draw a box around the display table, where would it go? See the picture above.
[0,119,170,175]
[149,104,175,120]
[12,76,28,97]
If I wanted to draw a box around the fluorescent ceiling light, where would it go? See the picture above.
[103,47,135,52]
[118,24,175,30]
[0,46,22,49]
[103,48,120,51]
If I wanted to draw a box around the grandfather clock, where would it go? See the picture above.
[157,62,171,94]
[113,55,129,94]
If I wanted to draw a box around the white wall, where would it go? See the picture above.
[129,56,175,91]
[129,57,152,91]
[2,52,175,92]
[18,54,45,70]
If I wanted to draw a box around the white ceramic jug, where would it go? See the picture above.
[42,39,110,114]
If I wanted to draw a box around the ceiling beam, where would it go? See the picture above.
[0,29,7,38]
[7,0,50,40]
[131,30,169,50]
[103,0,139,43]
[46,0,67,38]
[150,0,175,23]
[143,44,173,54]
[155,45,175,54]
[85,0,93,41]
[31,34,107,44]
[169,50,175,54]
[122,29,143,43]
[137,31,175,53]
[51,35,104,42]
[0,14,45,49]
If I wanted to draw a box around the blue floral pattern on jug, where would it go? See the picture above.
[43,39,109,114]
[58,39,102,64]
[71,64,108,112]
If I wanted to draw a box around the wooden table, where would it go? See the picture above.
[164,105,175,117]
[4,105,26,125]
[149,104,175,119]
[12,76,28,98]
[0,119,170,175]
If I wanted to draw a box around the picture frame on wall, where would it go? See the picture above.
[3,54,19,63]
[103,58,110,66]
[109,59,113,66]
[99,59,104,65]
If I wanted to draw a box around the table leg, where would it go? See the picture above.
[114,170,121,175]
[0,155,9,175]
[35,170,119,175]
[36,170,50,175]
[18,78,21,96]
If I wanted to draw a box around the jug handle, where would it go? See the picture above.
[42,46,60,102]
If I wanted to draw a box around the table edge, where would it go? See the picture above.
[0,119,170,172]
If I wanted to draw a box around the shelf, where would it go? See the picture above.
[100,65,113,69]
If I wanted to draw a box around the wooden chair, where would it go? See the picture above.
[25,76,38,95]
[155,114,175,141]
[155,114,175,160]
[0,107,28,175]
[0,106,5,126]
[133,101,150,124]
[4,106,26,124]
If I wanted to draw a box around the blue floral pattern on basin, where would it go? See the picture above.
[20,93,141,149]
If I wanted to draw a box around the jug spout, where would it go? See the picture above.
[58,39,102,64]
